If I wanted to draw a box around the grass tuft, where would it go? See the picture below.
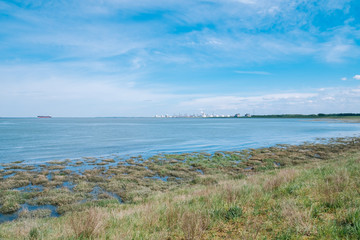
[69,207,106,239]
[180,210,209,240]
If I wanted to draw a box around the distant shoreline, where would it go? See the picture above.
[1,113,360,119]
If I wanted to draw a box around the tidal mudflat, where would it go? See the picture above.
[1,137,359,225]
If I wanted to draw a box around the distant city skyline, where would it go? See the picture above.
[154,111,238,118]
[1,0,360,117]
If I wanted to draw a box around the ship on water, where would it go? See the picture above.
[37,116,52,118]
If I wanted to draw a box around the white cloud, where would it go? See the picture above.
[0,77,190,117]
[0,63,190,117]
[179,92,318,112]
[353,75,360,80]
[341,77,347,81]
[322,96,335,101]
[178,88,360,115]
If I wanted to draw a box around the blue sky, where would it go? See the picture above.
[0,0,360,117]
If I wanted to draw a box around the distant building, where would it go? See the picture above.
[245,113,252,117]
[234,113,241,118]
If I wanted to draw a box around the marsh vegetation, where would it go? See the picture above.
[0,137,360,239]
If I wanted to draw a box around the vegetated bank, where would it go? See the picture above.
[0,137,360,239]
[250,113,360,119]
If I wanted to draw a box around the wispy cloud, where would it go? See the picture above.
[1,0,359,66]
[354,75,360,80]
[235,71,271,75]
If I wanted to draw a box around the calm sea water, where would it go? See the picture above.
[0,117,359,164]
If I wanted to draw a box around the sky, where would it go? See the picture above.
[0,0,360,117]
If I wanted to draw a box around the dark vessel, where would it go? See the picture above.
[37,116,52,118]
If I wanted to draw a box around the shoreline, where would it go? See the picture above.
[1,136,360,224]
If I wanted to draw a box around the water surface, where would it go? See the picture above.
[0,117,359,164]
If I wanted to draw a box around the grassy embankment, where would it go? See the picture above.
[1,138,360,239]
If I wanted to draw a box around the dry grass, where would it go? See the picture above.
[263,169,298,191]
[140,202,161,229]
[315,168,352,209]
[180,210,209,240]
[164,203,182,230]
[31,175,48,185]
[69,207,106,239]
[324,168,350,193]
[280,200,314,235]
[220,182,242,204]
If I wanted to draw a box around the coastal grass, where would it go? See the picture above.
[1,141,360,239]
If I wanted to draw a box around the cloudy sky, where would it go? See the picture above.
[1,0,360,117]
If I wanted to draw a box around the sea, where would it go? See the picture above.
[0,117,360,164]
